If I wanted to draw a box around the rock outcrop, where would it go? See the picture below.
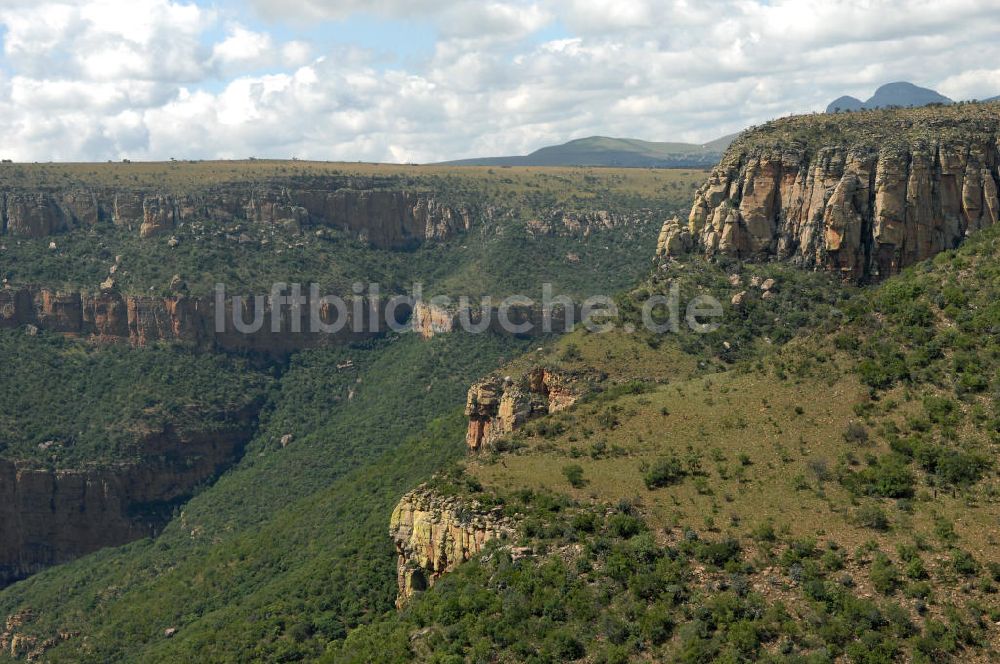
[465,368,578,452]
[524,209,647,237]
[389,487,515,607]
[409,301,580,339]
[0,407,259,587]
[658,106,1000,280]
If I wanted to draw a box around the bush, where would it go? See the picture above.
[643,454,686,489]
[562,464,586,488]
[951,549,980,576]
[855,505,890,531]
[695,538,742,568]
[842,455,915,498]
[843,421,870,444]
[870,554,900,595]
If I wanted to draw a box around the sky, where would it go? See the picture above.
[1,0,999,163]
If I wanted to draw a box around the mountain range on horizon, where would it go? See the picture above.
[435,134,738,168]
[442,83,1000,170]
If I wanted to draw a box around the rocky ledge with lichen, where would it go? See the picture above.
[389,486,516,608]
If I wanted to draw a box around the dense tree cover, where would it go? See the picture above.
[0,332,529,662]
[330,497,991,663]
[0,330,271,466]
[4,181,1000,662]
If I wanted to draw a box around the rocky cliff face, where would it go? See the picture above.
[658,110,1000,280]
[465,368,578,452]
[524,209,647,237]
[1,184,476,250]
[409,302,579,340]
[0,286,397,355]
[0,407,258,588]
[389,487,515,608]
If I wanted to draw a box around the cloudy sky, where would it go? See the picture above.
[1,0,998,163]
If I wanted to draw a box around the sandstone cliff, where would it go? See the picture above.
[409,302,579,340]
[465,368,578,452]
[658,104,1000,280]
[1,183,476,250]
[0,407,259,587]
[389,487,515,607]
[0,286,394,355]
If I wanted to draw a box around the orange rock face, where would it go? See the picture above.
[3,183,482,250]
[0,286,394,355]
[659,140,1000,280]
[464,368,578,452]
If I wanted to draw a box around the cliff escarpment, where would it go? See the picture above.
[0,286,394,354]
[0,184,475,250]
[658,103,1000,279]
[0,407,259,587]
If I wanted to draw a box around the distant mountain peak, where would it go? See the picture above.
[826,81,952,113]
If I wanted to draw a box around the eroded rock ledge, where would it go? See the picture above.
[658,137,1000,280]
[389,487,515,608]
[465,368,578,452]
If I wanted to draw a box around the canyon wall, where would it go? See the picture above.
[389,487,515,608]
[0,407,259,587]
[0,185,476,250]
[658,139,1000,280]
[0,286,398,354]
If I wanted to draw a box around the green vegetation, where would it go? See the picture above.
[0,165,702,298]
[0,332,529,662]
[731,100,1000,156]
[441,134,735,168]
[4,154,1000,662]
[0,329,270,467]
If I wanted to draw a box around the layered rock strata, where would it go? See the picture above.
[1,185,475,250]
[0,286,398,355]
[465,368,578,452]
[389,487,515,607]
[658,138,1000,280]
[409,301,580,340]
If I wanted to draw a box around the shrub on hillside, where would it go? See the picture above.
[643,455,686,489]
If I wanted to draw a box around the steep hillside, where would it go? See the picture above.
[658,102,1000,280]
[5,109,1000,663]
[334,222,1000,663]
[0,163,699,660]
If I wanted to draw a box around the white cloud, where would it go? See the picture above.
[1,0,1000,162]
